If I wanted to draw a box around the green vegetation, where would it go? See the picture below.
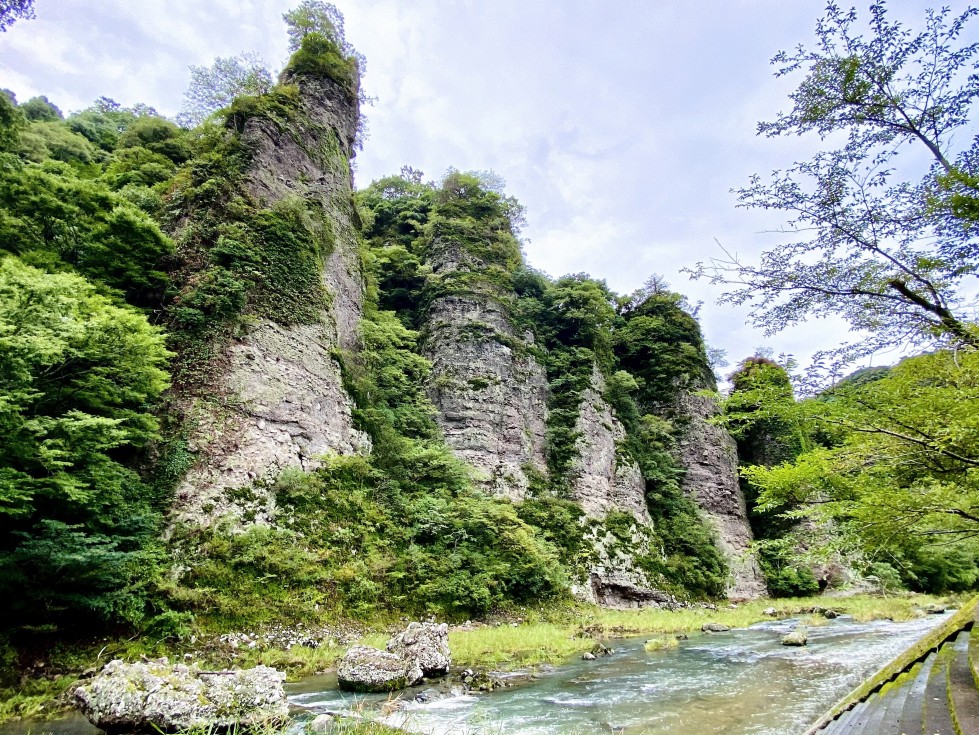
[358,173,728,599]
[714,1,979,600]
[731,350,979,595]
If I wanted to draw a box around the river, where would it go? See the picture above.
[5,612,949,735]
[289,613,948,735]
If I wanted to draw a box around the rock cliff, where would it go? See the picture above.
[676,393,767,599]
[421,238,549,500]
[169,71,368,527]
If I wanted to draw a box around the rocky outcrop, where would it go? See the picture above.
[337,646,423,693]
[569,367,650,525]
[422,241,548,499]
[75,659,287,732]
[386,622,451,677]
[781,627,809,646]
[170,72,368,527]
[676,393,767,599]
[338,621,451,692]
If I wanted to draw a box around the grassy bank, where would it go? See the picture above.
[447,593,960,670]
[0,592,962,725]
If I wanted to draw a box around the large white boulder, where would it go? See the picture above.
[386,621,451,677]
[74,658,288,732]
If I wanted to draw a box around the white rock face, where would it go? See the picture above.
[169,74,369,527]
[422,240,548,500]
[676,392,767,599]
[386,621,451,677]
[569,367,651,525]
[75,659,288,732]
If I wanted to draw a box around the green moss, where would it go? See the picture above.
[804,594,979,733]
[284,32,358,94]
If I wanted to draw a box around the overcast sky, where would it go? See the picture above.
[2,0,973,375]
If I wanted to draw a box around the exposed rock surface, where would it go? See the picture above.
[422,241,548,499]
[782,627,809,646]
[569,367,650,525]
[74,659,287,732]
[170,72,368,527]
[676,393,767,599]
[702,623,732,633]
[386,622,451,677]
[337,646,423,693]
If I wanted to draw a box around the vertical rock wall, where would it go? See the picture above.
[170,74,369,527]
[569,367,650,525]
[676,393,767,599]
[422,240,548,500]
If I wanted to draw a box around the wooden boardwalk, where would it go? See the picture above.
[803,598,979,735]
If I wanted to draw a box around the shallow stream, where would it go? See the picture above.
[5,613,949,735]
[290,613,948,735]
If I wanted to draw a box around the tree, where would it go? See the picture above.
[179,52,273,127]
[284,0,357,58]
[742,348,979,589]
[0,256,172,626]
[691,3,979,367]
[0,0,34,32]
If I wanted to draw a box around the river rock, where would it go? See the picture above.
[781,627,808,646]
[925,604,947,614]
[338,645,423,692]
[386,622,451,677]
[823,609,839,619]
[582,652,596,661]
[702,623,731,633]
[74,658,287,732]
[309,714,334,732]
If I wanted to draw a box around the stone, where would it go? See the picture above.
[569,367,651,525]
[925,604,947,614]
[581,652,596,661]
[676,393,767,599]
[702,623,731,633]
[337,646,423,693]
[763,607,779,617]
[74,659,288,732]
[781,628,809,646]
[422,287,549,500]
[823,609,839,619]
[386,622,451,677]
[167,71,369,529]
[309,714,334,732]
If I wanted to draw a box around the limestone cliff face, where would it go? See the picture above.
[566,367,659,607]
[171,73,368,527]
[676,393,767,599]
[568,367,650,525]
[421,240,549,500]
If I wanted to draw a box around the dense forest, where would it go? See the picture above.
[1,0,978,715]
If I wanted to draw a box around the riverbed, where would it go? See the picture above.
[289,613,949,735]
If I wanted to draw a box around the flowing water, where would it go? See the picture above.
[289,614,948,735]
[5,613,949,735]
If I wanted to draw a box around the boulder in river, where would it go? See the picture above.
[702,623,731,633]
[74,658,287,732]
[823,609,839,619]
[337,645,424,692]
[386,622,451,677]
[924,604,947,614]
[781,627,809,646]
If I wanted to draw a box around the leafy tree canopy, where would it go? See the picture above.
[0,0,34,32]
[691,2,979,372]
[179,52,273,127]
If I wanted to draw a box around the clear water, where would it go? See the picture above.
[4,613,947,735]
[289,614,948,735]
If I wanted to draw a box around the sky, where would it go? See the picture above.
[1,0,973,376]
